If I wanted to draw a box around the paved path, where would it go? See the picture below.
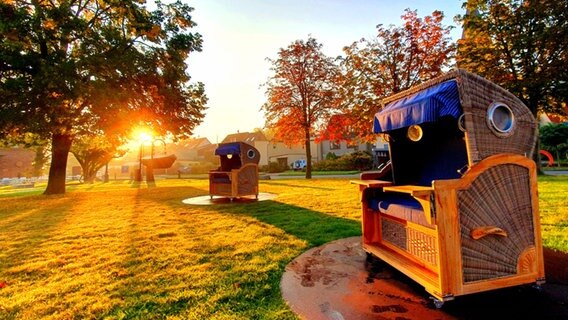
[281,237,568,320]
[544,170,568,176]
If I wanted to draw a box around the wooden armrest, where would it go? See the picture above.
[209,171,230,176]
[471,226,508,240]
[350,180,393,188]
[382,185,433,197]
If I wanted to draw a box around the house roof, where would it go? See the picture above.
[182,137,211,149]
[541,106,568,125]
[221,131,267,144]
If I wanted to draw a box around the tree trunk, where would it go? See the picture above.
[44,133,73,195]
[84,157,98,184]
[146,165,155,183]
[83,172,97,184]
[304,129,312,179]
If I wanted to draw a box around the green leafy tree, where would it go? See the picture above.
[540,123,568,166]
[457,0,568,116]
[340,9,456,141]
[0,1,207,194]
[70,135,126,183]
[262,37,341,179]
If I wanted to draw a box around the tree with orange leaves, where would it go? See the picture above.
[262,37,341,178]
[339,9,456,142]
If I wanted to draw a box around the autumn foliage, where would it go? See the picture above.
[262,37,341,178]
[339,9,456,142]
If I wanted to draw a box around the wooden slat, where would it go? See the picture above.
[350,180,393,188]
[383,185,433,197]
[364,243,441,299]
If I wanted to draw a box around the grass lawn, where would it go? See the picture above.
[0,176,566,319]
[275,170,359,176]
[536,175,568,251]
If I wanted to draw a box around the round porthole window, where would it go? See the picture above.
[487,103,515,136]
[407,125,423,142]
[247,149,256,159]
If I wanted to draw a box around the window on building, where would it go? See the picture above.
[346,140,358,150]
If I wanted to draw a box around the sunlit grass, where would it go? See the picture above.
[537,175,568,251]
[0,176,565,319]
[0,179,360,319]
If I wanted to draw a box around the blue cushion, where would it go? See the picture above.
[378,194,422,211]
[368,194,432,228]
[211,177,231,184]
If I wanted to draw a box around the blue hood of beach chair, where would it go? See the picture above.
[373,79,462,133]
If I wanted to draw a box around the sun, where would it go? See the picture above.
[130,127,154,146]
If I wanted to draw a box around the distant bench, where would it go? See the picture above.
[12,182,35,189]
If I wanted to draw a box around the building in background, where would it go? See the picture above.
[0,147,35,179]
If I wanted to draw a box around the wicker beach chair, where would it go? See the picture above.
[352,69,544,307]
[209,142,260,200]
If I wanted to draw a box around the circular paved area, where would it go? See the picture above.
[182,192,277,205]
[281,237,568,320]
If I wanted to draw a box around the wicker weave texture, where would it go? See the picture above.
[381,218,438,267]
[457,164,535,283]
[382,218,407,250]
[407,228,438,266]
[237,165,259,196]
[456,70,537,162]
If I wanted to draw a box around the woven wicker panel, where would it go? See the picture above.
[456,70,537,162]
[381,218,407,251]
[237,165,258,195]
[408,228,438,266]
[211,183,232,195]
[457,164,535,283]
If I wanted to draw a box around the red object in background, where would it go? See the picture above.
[0,281,7,289]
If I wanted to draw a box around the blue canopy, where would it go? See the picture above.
[373,79,462,133]
[215,143,240,156]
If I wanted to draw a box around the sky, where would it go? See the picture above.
[186,0,466,143]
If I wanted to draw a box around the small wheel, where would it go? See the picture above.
[365,252,375,263]
[430,297,444,309]
[531,283,543,292]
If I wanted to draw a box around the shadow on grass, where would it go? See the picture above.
[204,200,361,247]
[100,191,360,319]
[0,196,76,269]
[262,181,336,191]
